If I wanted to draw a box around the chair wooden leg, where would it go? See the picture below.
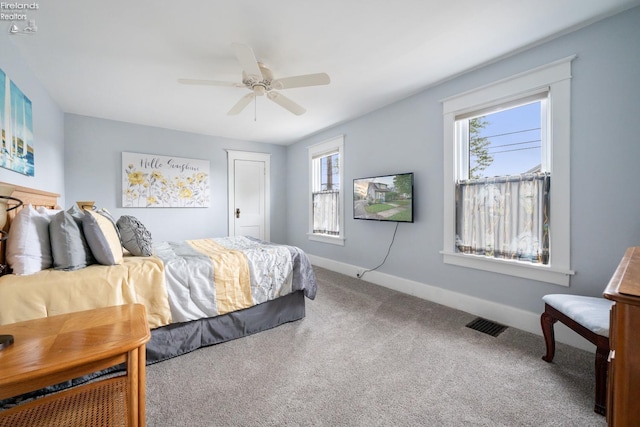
[541,310,557,363]
[540,300,610,416]
[594,346,608,416]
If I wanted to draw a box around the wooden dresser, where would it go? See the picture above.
[603,246,640,426]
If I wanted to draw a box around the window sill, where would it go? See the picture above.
[441,250,574,286]
[307,233,345,246]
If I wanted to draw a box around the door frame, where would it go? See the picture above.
[226,150,271,240]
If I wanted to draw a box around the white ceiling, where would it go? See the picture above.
[8,0,640,145]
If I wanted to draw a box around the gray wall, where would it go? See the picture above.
[64,114,288,243]
[285,7,640,314]
[0,37,65,200]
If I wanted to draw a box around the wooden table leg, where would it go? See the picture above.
[127,347,140,427]
[139,344,147,427]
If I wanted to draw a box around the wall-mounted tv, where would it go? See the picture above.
[353,172,414,223]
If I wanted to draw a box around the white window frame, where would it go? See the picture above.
[308,135,345,245]
[441,56,575,286]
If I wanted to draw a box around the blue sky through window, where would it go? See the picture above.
[470,101,541,178]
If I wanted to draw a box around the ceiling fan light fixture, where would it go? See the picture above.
[179,43,329,116]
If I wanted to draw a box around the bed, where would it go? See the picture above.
[0,182,317,367]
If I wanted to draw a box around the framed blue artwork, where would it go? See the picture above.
[0,68,34,176]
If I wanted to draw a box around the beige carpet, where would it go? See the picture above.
[145,266,605,426]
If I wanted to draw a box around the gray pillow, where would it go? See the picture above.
[116,215,153,256]
[49,210,91,271]
[67,205,97,264]
[67,204,85,222]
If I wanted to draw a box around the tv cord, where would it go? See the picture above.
[357,221,400,279]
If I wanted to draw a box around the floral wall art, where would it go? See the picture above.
[122,152,210,208]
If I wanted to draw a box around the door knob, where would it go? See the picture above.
[235,208,240,218]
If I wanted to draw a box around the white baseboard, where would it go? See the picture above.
[308,254,595,353]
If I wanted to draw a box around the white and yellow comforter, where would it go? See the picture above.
[0,255,171,328]
[0,236,317,328]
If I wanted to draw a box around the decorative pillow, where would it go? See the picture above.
[96,208,121,241]
[68,204,85,219]
[36,206,63,218]
[116,215,153,256]
[66,205,96,266]
[6,204,54,275]
[49,210,90,271]
[82,209,123,265]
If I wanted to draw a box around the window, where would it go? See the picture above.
[442,57,575,286]
[308,135,344,245]
[456,96,549,264]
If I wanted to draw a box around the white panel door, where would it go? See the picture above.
[234,159,264,238]
[227,151,270,240]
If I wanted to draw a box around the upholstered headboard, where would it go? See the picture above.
[0,181,60,265]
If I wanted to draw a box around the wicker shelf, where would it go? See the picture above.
[0,376,128,427]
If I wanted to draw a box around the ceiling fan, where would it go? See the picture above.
[178,43,330,116]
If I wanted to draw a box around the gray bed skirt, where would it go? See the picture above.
[0,291,306,409]
[147,290,306,364]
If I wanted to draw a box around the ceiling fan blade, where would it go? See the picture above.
[272,73,330,90]
[178,78,243,87]
[267,91,306,115]
[228,93,255,115]
[231,43,263,80]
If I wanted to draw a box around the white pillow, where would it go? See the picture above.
[6,204,54,275]
[36,206,63,218]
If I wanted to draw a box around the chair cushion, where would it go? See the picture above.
[543,294,613,337]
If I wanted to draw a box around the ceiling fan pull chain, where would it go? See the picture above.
[254,94,257,121]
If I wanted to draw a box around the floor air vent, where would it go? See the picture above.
[466,317,508,337]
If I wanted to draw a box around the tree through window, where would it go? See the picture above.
[442,56,574,285]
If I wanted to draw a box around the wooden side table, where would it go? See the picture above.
[0,304,150,426]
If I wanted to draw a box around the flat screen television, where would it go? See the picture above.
[353,172,414,223]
